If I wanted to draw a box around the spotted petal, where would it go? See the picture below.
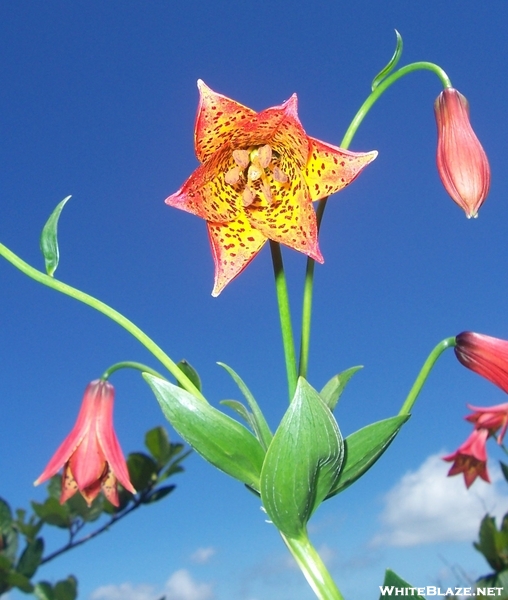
[247,170,323,263]
[305,138,378,201]
[165,150,242,222]
[208,219,266,297]
[195,80,256,163]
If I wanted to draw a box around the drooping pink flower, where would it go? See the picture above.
[166,80,377,296]
[35,380,135,506]
[443,428,490,488]
[466,403,508,445]
[455,331,508,394]
[435,88,490,218]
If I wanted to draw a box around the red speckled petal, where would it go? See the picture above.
[305,138,377,201]
[246,169,323,263]
[231,95,309,167]
[208,219,266,296]
[195,80,257,163]
[165,150,243,222]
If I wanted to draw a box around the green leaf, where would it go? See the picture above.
[474,514,508,572]
[6,569,33,592]
[218,362,272,450]
[54,576,78,600]
[327,415,409,498]
[372,30,403,91]
[16,537,43,578]
[0,497,18,563]
[379,569,425,599]
[143,485,176,504]
[66,492,104,523]
[145,427,172,466]
[177,360,202,392]
[320,366,363,411]
[40,196,72,277]
[127,453,158,490]
[220,399,256,430]
[31,498,71,529]
[260,378,343,538]
[34,581,55,600]
[143,374,265,489]
[0,497,12,531]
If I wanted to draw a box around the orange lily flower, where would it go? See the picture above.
[35,380,135,506]
[166,81,377,296]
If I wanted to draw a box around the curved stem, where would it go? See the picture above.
[101,361,168,381]
[281,532,344,600]
[298,61,452,378]
[270,241,298,401]
[0,243,205,402]
[398,336,456,415]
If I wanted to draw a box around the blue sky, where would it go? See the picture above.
[2,1,508,599]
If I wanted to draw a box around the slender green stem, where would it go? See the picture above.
[340,61,451,149]
[281,532,344,600]
[270,240,298,401]
[101,361,168,381]
[398,336,456,415]
[298,61,452,378]
[0,243,205,402]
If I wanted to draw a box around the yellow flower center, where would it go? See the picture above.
[224,144,289,208]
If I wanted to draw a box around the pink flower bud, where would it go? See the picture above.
[435,88,490,218]
[35,380,135,506]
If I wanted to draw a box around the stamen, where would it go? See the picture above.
[242,187,255,207]
[232,149,250,169]
[225,166,241,185]
[257,144,272,169]
[273,166,289,184]
[261,180,273,204]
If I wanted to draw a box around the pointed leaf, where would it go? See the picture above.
[327,415,409,498]
[40,196,72,277]
[379,569,425,600]
[372,30,403,91]
[0,498,18,563]
[220,399,257,430]
[177,360,202,392]
[260,378,343,538]
[218,362,272,450]
[320,366,363,411]
[16,537,43,578]
[143,374,265,489]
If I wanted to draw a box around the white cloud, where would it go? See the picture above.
[165,569,214,600]
[90,583,157,600]
[372,452,508,547]
[190,546,216,564]
[90,569,213,600]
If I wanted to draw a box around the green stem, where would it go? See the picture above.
[270,240,298,401]
[281,532,344,600]
[101,361,168,381]
[398,336,456,415]
[0,243,205,402]
[298,61,452,378]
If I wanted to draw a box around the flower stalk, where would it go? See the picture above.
[0,242,205,402]
[281,532,345,600]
